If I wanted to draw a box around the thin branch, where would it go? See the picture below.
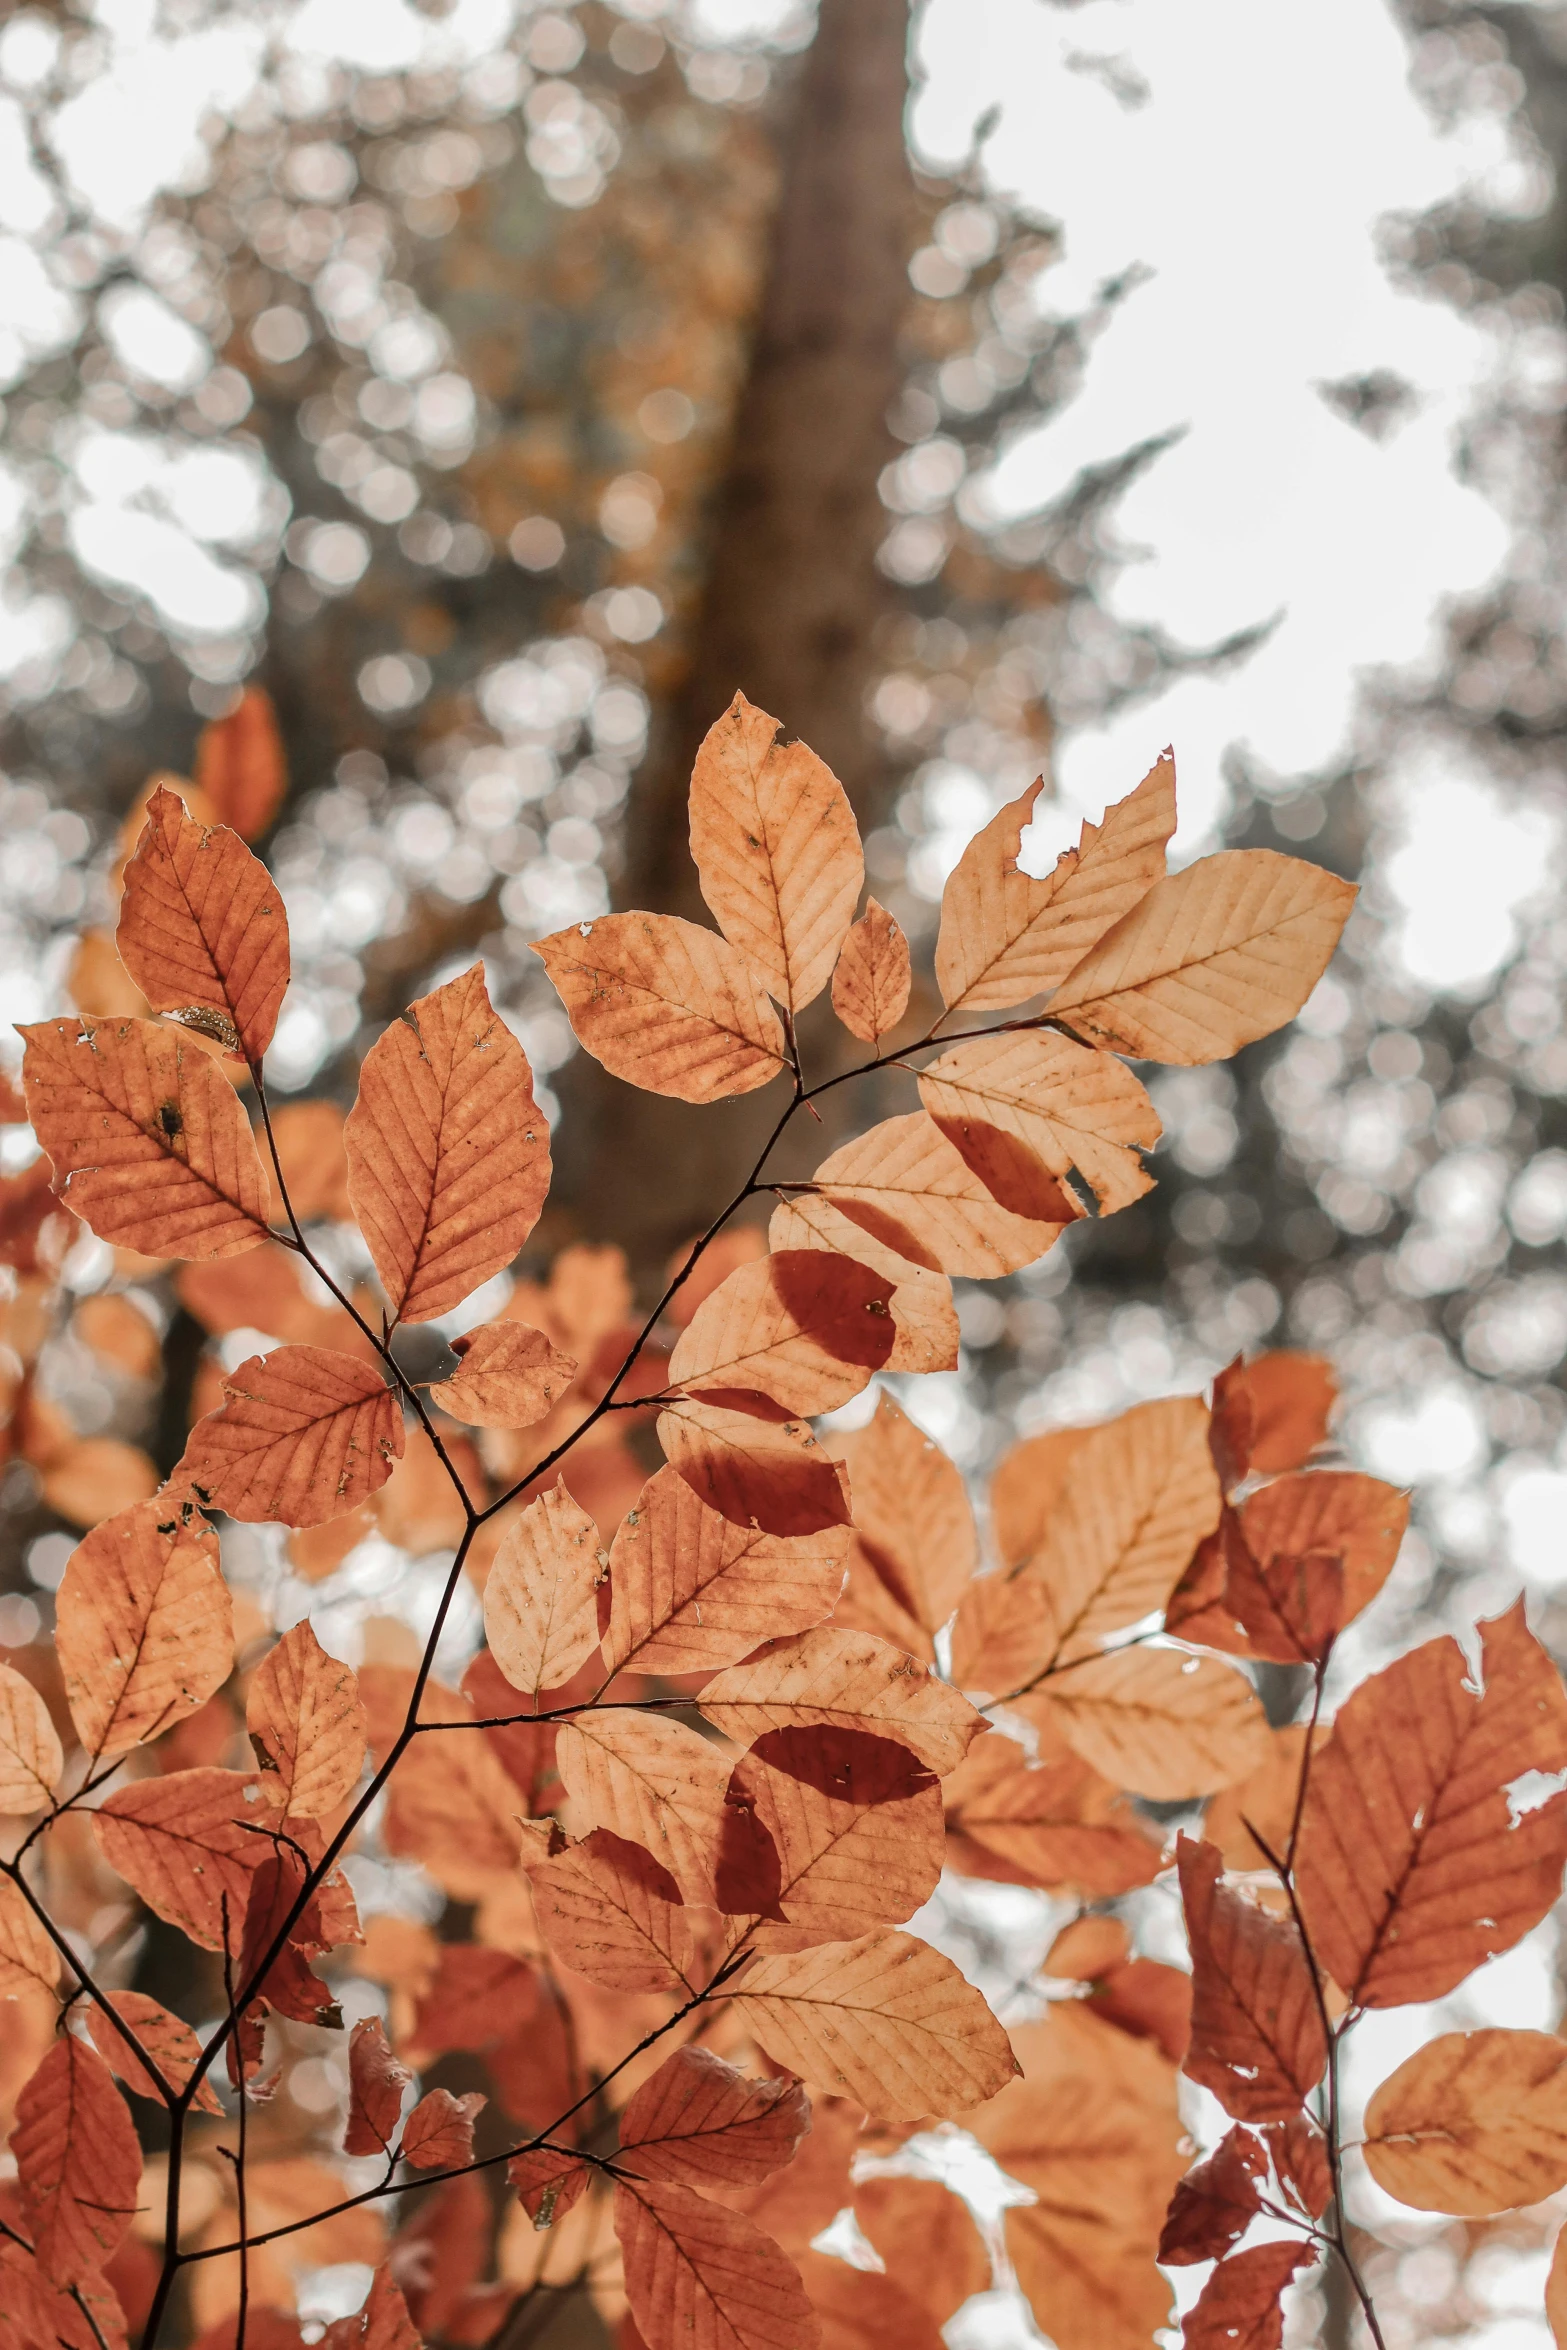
[0,1858,177,2108]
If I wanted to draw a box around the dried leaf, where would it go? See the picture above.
[1265,2118,1332,2221]
[14,2038,141,2285]
[556,1711,732,1902]
[728,1930,1018,2121]
[19,1017,270,1260]
[345,2017,411,2157]
[1178,1837,1326,2123]
[698,1628,984,1777]
[827,1395,976,1654]
[614,2175,819,2350]
[344,966,551,1325]
[942,1729,1163,1896]
[1157,2128,1265,2264]
[484,1478,605,1697]
[117,787,289,1062]
[402,2088,484,2171]
[383,1724,524,1900]
[248,1622,367,1817]
[668,1249,895,1415]
[1046,848,1356,1064]
[173,1345,404,1526]
[1550,2221,1567,2349]
[1239,1470,1408,1625]
[522,1823,712,1994]
[428,1322,577,1429]
[1211,1350,1335,1486]
[830,899,910,1042]
[95,1766,273,1950]
[658,1398,851,1538]
[1182,2241,1316,2350]
[57,1499,233,1760]
[237,1846,342,2026]
[990,1425,1092,1570]
[1030,1645,1270,1800]
[722,1727,944,1940]
[765,1193,958,1378]
[619,2048,809,2188]
[919,1031,1160,1218]
[534,913,788,1103]
[809,1111,1075,1278]
[851,2176,989,2331]
[603,1466,847,1680]
[935,757,1176,1013]
[322,2265,420,2350]
[0,1658,61,1813]
[87,1992,223,2115]
[0,1875,61,1995]
[195,685,287,841]
[509,2145,591,2228]
[1360,2027,1567,2213]
[794,2251,945,2350]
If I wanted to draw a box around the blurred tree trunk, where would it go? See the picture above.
[556,0,918,1282]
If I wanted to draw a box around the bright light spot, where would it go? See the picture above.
[358,653,431,714]
[70,505,261,637]
[1384,761,1557,990]
[1500,1468,1567,1588]
[1360,1387,1487,1486]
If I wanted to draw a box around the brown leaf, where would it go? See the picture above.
[382,1723,524,1900]
[990,1425,1092,1570]
[237,1846,342,2026]
[533,913,788,1103]
[919,1031,1160,1218]
[1028,1645,1270,1800]
[1238,1470,1408,1625]
[177,1244,364,1351]
[1362,2026,1567,2214]
[1265,2118,1332,2220]
[39,1436,160,1530]
[729,1930,1018,2122]
[428,1322,577,1429]
[116,786,289,1063]
[95,1766,274,1949]
[668,1250,895,1416]
[556,1711,732,1902]
[809,1111,1075,1278]
[793,2251,945,2350]
[1210,1351,1335,1487]
[935,756,1176,1013]
[1047,848,1357,1063]
[614,2175,820,2350]
[322,2265,421,2350]
[483,1478,605,1697]
[707,2096,860,2254]
[195,685,287,841]
[173,1345,404,1526]
[248,1622,367,1817]
[722,1728,944,1941]
[1168,1509,1345,1666]
[603,1465,847,1680]
[0,1874,60,1996]
[57,1499,232,1760]
[851,2176,989,2330]
[942,1729,1163,1896]
[699,1628,984,1777]
[1201,1725,1328,1873]
[0,1658,61,1812]
[401,2088,484,2170]
[1294,1600,1567,2006]
[1157,2128,1265,2264]
[87,1992,223,2115]
[19,1017,270,1260]
[509,2146,591,2228]
[764,1194,958,1378]
[827,1395,976,1654]
[1178,1837,1326,2122]
[344,965,551,1326]
[1182,2241,1317,2350]
[14,2038,141,2285]
[658,1399,851,1538]
[521,1823,712,1994]
[345,2017,411,2157]
[619,2048,809,2188]
[830,899,910,1042]
[689,693,864,1015]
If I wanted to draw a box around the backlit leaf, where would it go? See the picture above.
[658,1398,851,1537]
[698,1628,984,1777]
[427,1321,577,1429]
[557,1710,733,1902]
[0,1875,61,1996]
[722,1727,944,1940]
[1209,1349,1335,1487]
[941,1730,1162,1896]
[1362,2027,1567,2214]
[1182,2241,1316,2350]
[668,1249,895,1415]
[1238,1469,1408,1624]
[402,2088,484,2170]
[1156,2128,1265,2265]
[765,1192,958,1378]
[809,1111,1076,1278]
[195,683,287,841]
[918,1030,1160,1218]
[826,1394,976,1658]
[57,1498,233,1759]
[614,2175,820,2350]
[830,898,910,1042]
[1178,1837,1326,2123]
[248,1621,367,1817]
[345,2016,411,2157]
[521,1821,713,1994]
[172,1344,404,1526]
[14,2037,141,2286]
[483,1477,606,1697]
[95,1766,274,1949]
[86,1991,223,2116]
[534,913,788,1103]
[1028,1645,1269,1800]
[0,1657,61,1812]
[117,785,289,1062]
[619,2047,809,2188]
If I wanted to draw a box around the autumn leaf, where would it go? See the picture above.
[56,1498,233,1759]
[658,1397,851,1537]
[619,2048,809,2188]
[935,756,1176,1013]
[728,1930,1018,2121]
[826,1394,976,1660]
[19,1016,270,1260]
[344,966,551,1325]
[483,1478,606,1697]
[382,1721,525,1901]
[0,1874,61,1996]
[1208,1349,1336,1488]
[509,2144,591,2228]
[195,683,287,841]
[247,1621,368,1817]
[808,1111,1076,1278]
[1182,2241,1317,2350]
[427,1320,577,1428]
[1357,2026,1567,2215]
[533,912,788,1102]
[95,1766,274,1949]
[989,1425,1092,1569]
[689,692,864,1014]
[721,1727,944,1941]
[942,1730,1163,1896]
[614,2175,820,2350]
[86,1991,224,2115]
[1265,2117,1332,2221]
[1028,1644,1269,1800]
[1177,1837,1326,2123]
[521,1823,713,1994]
[794,2251,946,2350]
[1167,1509,1346,1665]
[602,1465,848,1680]
[402,2088,484,2170]
[0,1657,61,1812]
[917,1030,1159,1218]
[698,1628,984,1777]
[172,1345,405,1526]
[322,2265,421,2350]
[555,1711,732,1902]
[1238,1469,1407,1625]
[1294,1599,1567,2005]
[265,1098,353,1222]
[851,2177,990,2332]
[830,899,910,1042]
[117,786,289,1062]
[668,1248,896,1414]
[765,1192,958,1379]
[1156,2128,1265,2264]
[344,2017,411,2157]
[13,2037,141,2285]
[1045,847,1356,1063]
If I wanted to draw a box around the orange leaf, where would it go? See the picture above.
[669,1249,895,1415]
[1156,2128,1265,2264]
[56,1499,233,1760]
[173,1344,404,1526]
[918,1030,1158,1219]
[177,1243,364,1351]
[344,965,551,1326]
[237,1844,342,2026]
[1208,1349,1336,1487]
[613,2175,819,2350]
[0,1874,61,1995]
[1027,1645,1269,1800]
[556,1711,732,1903]
[1167,1509,1345,1665]
[0,1657,61,1812]
[827,1394,975,1656]
[603,1465,847,1680]
[698,1628,983,1777]
[1182,2241,1316,2350]
[1201,1724,1329,1873]
[402,2088,484,2170]
[322,2265,421,2350]
[382,1724,524,1900]
[1238,1469,1407,1624]
[988,1424,1091,1572]
[941,1730,1162,1896]
[14,2038,141,2285]
[794,2252,945,2350]
[1265,2117,1332,2221]
[345,2017,411,2157]
[39,1436,160,1530]
[620,2047,809,2188]
[728,1930,1018,2121]
[195,685,287,841]
[808,1111,1075,1279]
[1294,1599,1567,2006]
[509,2145,591,2227]
[935,755,1176,1013]
[851,2176,989,2330]
[87,1991,223,2115]
[428,1321,577,1429]
[534,913,788,1103]
[689,692,863,1015]
[830,899,910,1043]
[95,1766,274,1949]
[1362,2027,1567,2214]
[248,1622,367,1817]
[19,1017,270,1260]
[116,786,289,1062]
[721,1728,943,1942]
[765,1194,958,1379]
[264,1099,352,1222]
[1178,1836,1326,2122]
[483,1477,606,1697]
[1046,848,1356,1063]
[521,1823,713,1995]
[658,1398,851,1538]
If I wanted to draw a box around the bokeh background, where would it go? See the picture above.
[3,0,1567,2343]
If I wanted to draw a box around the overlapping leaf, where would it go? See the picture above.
[117,785,289,1061]
[427,1321,577,1428]
[95,1766,274,1949]
[1178,1837,1326,2122]
[668,1248,895,1414]
[619,2048,809,2188]
[941,1731,1163,1896]
[556,1710,733,1903]
[173,1345,404,1526]
[0,1658,61,1812]
[918,1030,1160,1219]
[826,1394,975,1660]
[57,1498,232,1759]
[483,1478,605,1696]
[614,2175,820,2350]
[247,1621,367,1818]
[830,898,910,1041]
[658,1398,851,1536]
[534,913,788,1102]
[86,1991,224,2114]
[521,1821,712,1993]
[720,1727,944,1941]
[808,1111,1076,1278]
[765,1192,958,1377]
[698,1628,984,1777]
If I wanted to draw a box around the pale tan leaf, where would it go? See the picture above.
[19,1016,270,1260]
[723,1728,944,1942]
[1363,2028,1567,2214]
[669,1249,895,1414]
[689,691,864,1014]
[830,898,910,1042]
[826,1392,977,1644]
[344,965,551,1325]
[0,1659,61,1812]
[698,1628,984,1777]
[56,1498,232,1760]
[728,1930,1019,2121]
[935,755,1175,1013]
[658,1399,852,1538]
[247,1621,367,1818]
[521,1822,714,1994]
[765,1193,958,1377]
[809,1111,1076,1279]
[613,2174,820,2350]
[0,1875,60,1996]
[483,1478,606,1697]
[556,1710,731,1902]
[1029,1645,1270,1799]
[427,1321,577,1429]
[172,1344,405,1526]
[116,785,289,1062]
[990,1425,1092,1570]
[1046,848,1357,1064]
[917,1030,1159,1217]
[533,913,788,1102]
[382,1725,524,1901]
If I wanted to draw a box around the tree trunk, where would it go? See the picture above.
[555,0,918,1281]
